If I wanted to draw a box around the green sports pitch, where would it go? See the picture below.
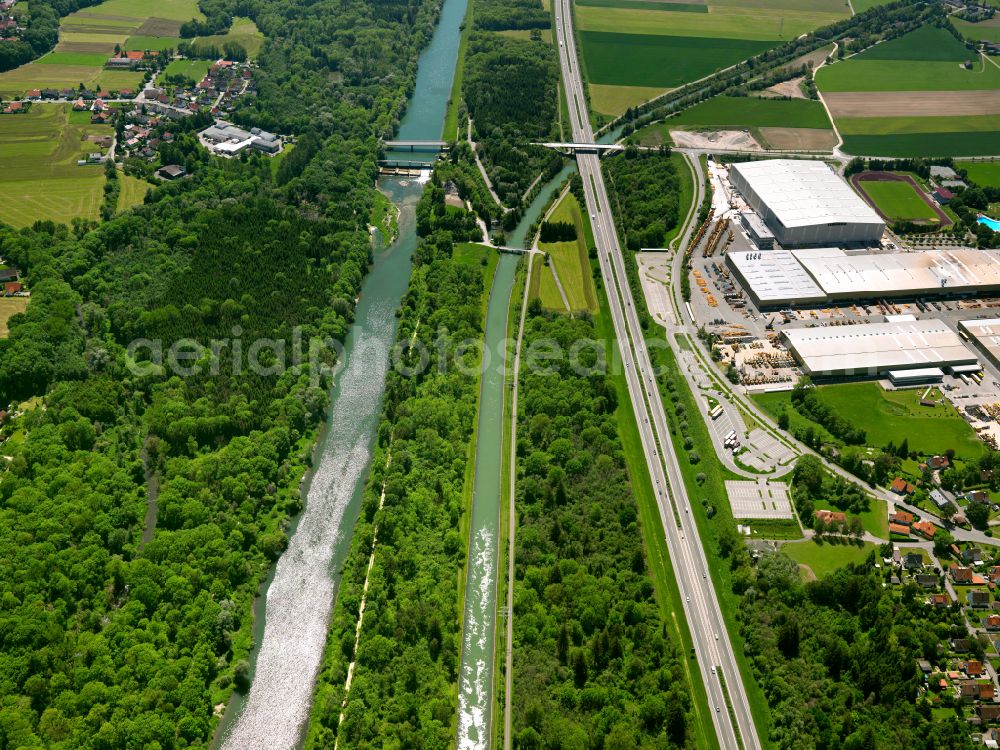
[857,179,938,222]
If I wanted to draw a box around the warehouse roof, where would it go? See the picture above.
[727,250,826,304]
[731,159,883,229]
[782,319,976,375]
[791,247,1000,297]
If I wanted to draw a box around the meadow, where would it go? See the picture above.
[538,193,597,313]
[116,172,151,213]
[782,540,877,579]
[590,84,669,116]
[756,382,986,459]
[0,298,30,338]
[193,17,265,59]
[162,58,212,82]
[953,17,1000,44]
[836,114,1000,135]
[858,179,938,222]
[576,0,708,10]
[0,105,112,227]
[853,24,969,61]
[665,95,832,129]
[817,59,1000,92]
[960,160,1000,188]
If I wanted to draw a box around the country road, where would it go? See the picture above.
[552,3,762,749]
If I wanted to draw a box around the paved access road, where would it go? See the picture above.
[552,4,761,749]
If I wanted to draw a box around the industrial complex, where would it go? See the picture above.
[729,159,885,248]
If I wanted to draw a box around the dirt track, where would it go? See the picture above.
[825,90,1000,118]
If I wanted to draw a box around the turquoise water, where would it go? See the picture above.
[457,253,519,750]
[979,215,1000,232]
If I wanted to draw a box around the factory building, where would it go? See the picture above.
[959,319,1000,372]
[729,159,885,247]
[726,250,826,307]
[781,319,977,378]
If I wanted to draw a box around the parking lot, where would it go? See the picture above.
[725,479,794,520]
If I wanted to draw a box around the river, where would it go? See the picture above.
[216,0,469,745]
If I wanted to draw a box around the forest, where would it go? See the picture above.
[305,230,493,747]
[475,0,548,31]
[0,0,446,745]
[510,312,692,748]
[737,553,974,750]
[464,31,563,211]
[603,147,682,251]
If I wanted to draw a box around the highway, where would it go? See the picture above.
[552,4,762,749]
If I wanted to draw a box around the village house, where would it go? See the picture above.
[891,509,915,525]
[889,522,910,537]
[952,565,975,584]
[930,592,950,608]
[988,614,1000,631]
[913,521,937,539]
[969,590,991,608]
[814,509,846,525]
[928,455,951,471]
[905,553,924,570]
[916,573,939,589]
[981,705,1000,724]
[961,680,980,702]
[891,477,916,495]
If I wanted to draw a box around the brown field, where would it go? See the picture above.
[56,41,116,53]
[61,23,137,34]
[762,77,806,99]
[136,17,183,36]
[72,11,143,21]
[758,126,837,151]
[0,298,29,337]
[825,90,1000,118]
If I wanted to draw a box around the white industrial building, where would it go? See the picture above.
[726,250,826,307]
[200,120,282,157]
[781,319,977,378]
[729,160,885,247]
[725,247,1000,308]
[959,318,1000,371]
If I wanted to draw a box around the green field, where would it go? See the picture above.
[783,540,876,578]
[841,131,1000,157]
[858,179,938,221]
[539,192,598,313]
[36,52,110,66]
[811,496,889,539]
[162,58,212,81]
[580,31,774,87]
[817,59,1000,92]
[70,0,203,21]
[575,4,845,40]
[850,0,894,11]
[650,95,832,132]
[577,0,708,11]
[837,114,1000,135]
[954,17,1000,44]
[853,24,969,62]
[755,383,986,459]
[193,17,265,59]
[0,105,112,227]
[960,160,1000,188]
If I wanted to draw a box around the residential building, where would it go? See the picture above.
[952,565,975,584]
[968,590,991,608]
[914,521,937,539]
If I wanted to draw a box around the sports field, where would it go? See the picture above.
[0,0,202,96]
[574,0,848,117]
[857,179,938,222]
[538,193,597,313]
[817,23,1000,157]
[960,161,1000,188]
[0,105,113,227]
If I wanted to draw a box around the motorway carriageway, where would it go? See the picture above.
[552,2,762,749]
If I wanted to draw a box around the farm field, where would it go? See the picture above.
[193,17,265,59]
[0,0,203,96]
[538,193,597,313]
[633,96,835,149]
[857,179,938,222]
[0,105,113,227]
[755,382,986,460]
[960,160,1000,188]
[816,24,1000,157]
[574,0,848,117]
[783,540,877,579]
[0,298,30,338]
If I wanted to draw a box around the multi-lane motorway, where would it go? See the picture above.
[552,4,762,749]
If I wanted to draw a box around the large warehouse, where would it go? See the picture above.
[781,319,977,378]
[727,250,826,307]
[730,160,885,247]
[958,318,1000,371]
